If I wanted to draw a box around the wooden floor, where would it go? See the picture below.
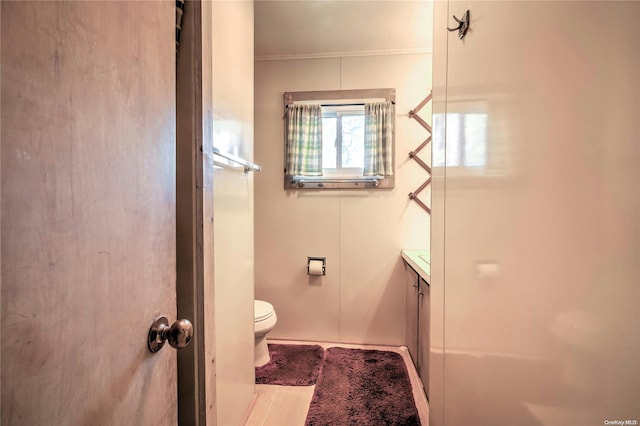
[242,339,429,426]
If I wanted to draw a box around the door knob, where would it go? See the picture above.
[147,315,193,353]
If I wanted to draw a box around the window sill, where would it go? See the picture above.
[284,176,394,190]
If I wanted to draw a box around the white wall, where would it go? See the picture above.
[255,53,431,345]
[431,2,640,424]
[212,2,255,425]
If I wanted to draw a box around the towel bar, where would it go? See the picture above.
[213,148,261,174]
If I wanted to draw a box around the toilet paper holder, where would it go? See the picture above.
[307,257,326,276]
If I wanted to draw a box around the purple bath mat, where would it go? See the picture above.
[255,344,325,386]
[305,347,420,425]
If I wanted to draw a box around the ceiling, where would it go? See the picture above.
[254,1,433,59]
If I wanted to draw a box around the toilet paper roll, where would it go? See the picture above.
[308,260,324,275]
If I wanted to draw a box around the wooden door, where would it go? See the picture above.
[1,2,178,424]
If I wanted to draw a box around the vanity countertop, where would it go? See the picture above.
[401,249,431,284]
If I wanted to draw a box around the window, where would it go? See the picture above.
[284,89,395,189]
[321,105,365,175]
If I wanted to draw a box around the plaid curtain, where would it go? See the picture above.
[285,104,323,176]
[364,102,394,176]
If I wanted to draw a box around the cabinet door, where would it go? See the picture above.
[405,266,419,368]
[418,278,430,399]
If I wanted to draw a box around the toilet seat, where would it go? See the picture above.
[254,300,274,322]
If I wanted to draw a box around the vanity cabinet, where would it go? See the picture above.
[403,256,430,399]
[405,266,420,369]
[418,275,430,397]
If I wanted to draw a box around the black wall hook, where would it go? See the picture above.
[447,10,470,40]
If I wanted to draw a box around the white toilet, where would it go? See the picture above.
[254,300,277,367]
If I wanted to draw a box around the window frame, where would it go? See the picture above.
[283,88,396,190]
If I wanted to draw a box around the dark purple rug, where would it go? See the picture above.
[305,347,421,426]
[255,344,325,386]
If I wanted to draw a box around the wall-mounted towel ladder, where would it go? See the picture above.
[408,91,432,214]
